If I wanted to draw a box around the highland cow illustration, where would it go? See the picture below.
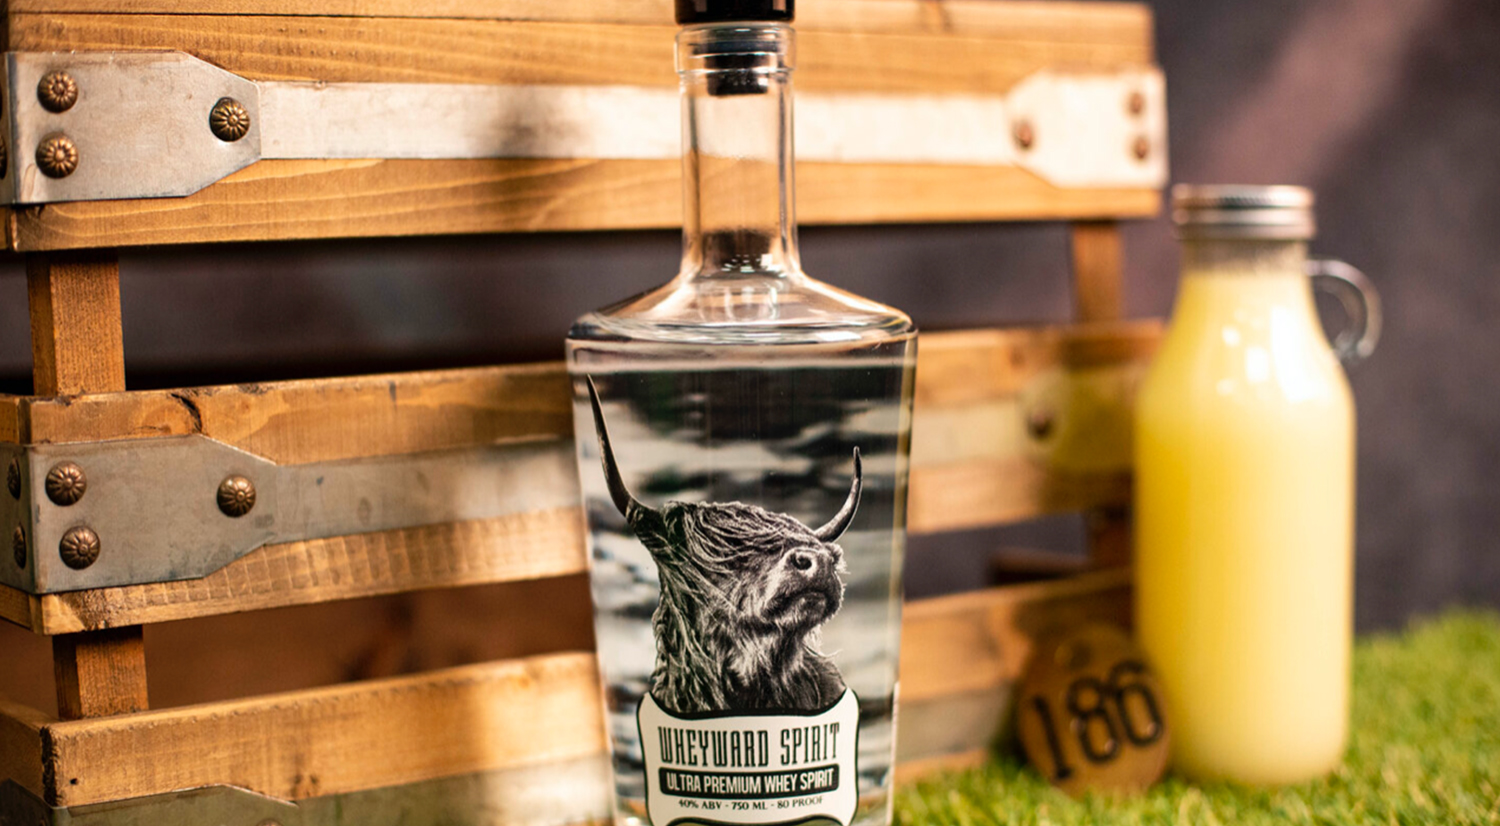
[587,380,858,716]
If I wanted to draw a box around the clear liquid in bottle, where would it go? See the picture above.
[567,11,916,826]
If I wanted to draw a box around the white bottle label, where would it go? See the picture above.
[638,689,860,826]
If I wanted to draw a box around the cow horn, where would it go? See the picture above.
[814,448,862,542]
[587,377,646,520]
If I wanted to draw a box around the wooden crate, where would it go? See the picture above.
[0,1,1165,822]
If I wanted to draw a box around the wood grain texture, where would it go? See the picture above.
[3,569,1129,805]
[0,397,22,444]
[22,361,572,463]
[25,253,126,396]
[907,321,1159,533]
[42,651,605,807]
[0,323,1156,634]
[5,161,1161,252]
[0,697,48,799]
[3,0,1152,42]
[52,626,149,719]
[900,567,1132,703]
[0,585,40,633]
[32,508,586,635]
[25,253,150,720]
[0,3,1157,250]
[5,14,1148,91]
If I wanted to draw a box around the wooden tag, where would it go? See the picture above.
[1016,623,1170,796]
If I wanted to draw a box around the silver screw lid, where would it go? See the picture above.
[1172,184,1315,240]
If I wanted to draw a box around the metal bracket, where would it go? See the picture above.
[1,52,261,204]
[0,50,1167,204]
[0,757,611,826]
[0,436,578,594]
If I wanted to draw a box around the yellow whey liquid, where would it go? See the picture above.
[1135,264,1354,784]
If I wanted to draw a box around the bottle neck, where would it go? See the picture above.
[1174,238,1319,332]
[1181,239,1309,279]
[677,23,799,282]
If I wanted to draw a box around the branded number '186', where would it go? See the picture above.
[1029,660,1164,781]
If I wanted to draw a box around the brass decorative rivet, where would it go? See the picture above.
[36,134,79,179]
[1013,120,1036,150]
[12,525,25,570]
[1026,408,1055,440]
[209,97,251,142]
[1133,135,1151,161]
[59,526,100,570]
[217,475,257,517]
[5,458,19,500]
[45,462,87,506]
[1128,90,1146,116]
[37,70,79,113]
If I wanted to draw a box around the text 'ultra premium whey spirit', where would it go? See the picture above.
[566,3,916,826]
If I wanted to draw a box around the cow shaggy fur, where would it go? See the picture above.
[588,379,858,716]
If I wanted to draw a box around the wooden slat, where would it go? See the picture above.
[5,14,1148,92]
[26,253,126,397]
[0,397,22,444]
[1068,222,1134,568]
[6,161,1159,252]
[25,252,150,721]
[27,508,586,635]
[0,323,1156,634]
[3,0,1152,42]
[1070,221,1125,322]
[21,361,571,463]
[0,586,40,633]
[906,321,1159,533]
[4,569,1129,806]
[0,697,48,800]
[51,627,150,719]
[0,3,1157,250]
[40,651,605,807]
[900,568,1131,703]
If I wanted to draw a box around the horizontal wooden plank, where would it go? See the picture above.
[6,161,1160,252]
[15,508,585,635]
[37,651,604,807]
[0,323,1156,634]
[907,321,1158,533]
[4,568,1130,806]
[6,14,1149,92]
[22,362,571,463]
[4,0,1152,44]
[899,567,1131,703]
[0,586,40,634]
[0,397,21,444]
[0,4,1156,249]
[0,697,48,800]
[914,323,1161,408]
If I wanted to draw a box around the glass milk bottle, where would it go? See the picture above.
[1135,186,1380,784]
[566,3,917,826]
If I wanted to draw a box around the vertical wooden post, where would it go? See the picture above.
[1070,221,1124,323]
[28,251,149,719]
[1069,222,1132,569]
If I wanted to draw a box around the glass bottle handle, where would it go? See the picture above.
[1307,258,1382,365]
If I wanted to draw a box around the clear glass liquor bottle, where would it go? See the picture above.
[566,16,916,826]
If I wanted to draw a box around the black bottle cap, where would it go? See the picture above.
[676,0,793,25]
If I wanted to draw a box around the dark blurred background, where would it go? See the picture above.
[0,0,1496,633]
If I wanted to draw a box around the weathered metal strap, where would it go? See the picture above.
[0,51,1167,204]
[0,436,578,594]
[0,756,613,826]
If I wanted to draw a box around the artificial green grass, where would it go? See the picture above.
[895,610,1500,825]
